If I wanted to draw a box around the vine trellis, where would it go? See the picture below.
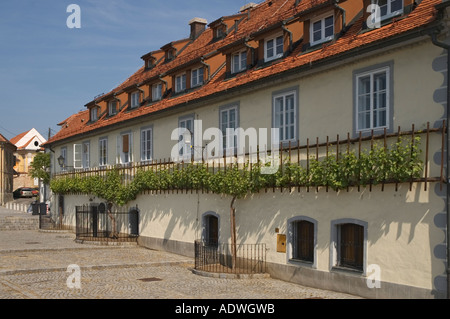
[50,122,446,206]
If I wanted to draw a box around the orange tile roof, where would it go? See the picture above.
[45,0,441,146]
[0,133,16,149]
[9,130,29,145]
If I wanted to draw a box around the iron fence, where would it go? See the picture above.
[194,240,266,274]
[75,205,139,242]
[52,122,446,194]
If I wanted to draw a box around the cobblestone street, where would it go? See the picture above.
[0,210,360,300]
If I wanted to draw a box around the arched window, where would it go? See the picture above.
[293,220,314,262]
[288,216,317,266]
[331,219,367,273]
[338,223,364,271]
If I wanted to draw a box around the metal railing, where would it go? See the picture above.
[194,240,266,274]
[75,205,139,242]
[37,202,71,231]
[52,122,446,194]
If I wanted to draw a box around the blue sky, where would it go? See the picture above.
[0,0,253,141]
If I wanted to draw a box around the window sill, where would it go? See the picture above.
[264,55,283,64]
[331,266,364,276]
[356,127,391,138]
[288,259,316,269]
[310,37,334,48]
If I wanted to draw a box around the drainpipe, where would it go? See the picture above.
[282,22,293,53]
[200,57,211,82]
[430,30,450,299]
[334,0,346,32]
[159,75,168,97]
[136,86,145,104]
[244,38,255,68]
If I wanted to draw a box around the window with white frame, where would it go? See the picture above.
[141,127,153,162]
[82,141,90,168]
[152,83,162,101]
[220,104,239,151]
[130,92,140,109]
[73,144,82,169]
[90,107,99,122]
[99,138,108,167]
[310,14,334,46]
[232,50,247,74]
[265,34,284,62]
[191,67,204,88]
[175,73,186,93]
[178,116,194,160]
[108,100,118,116]
[374,0,403,20]
[117,133,132,164]
[355,66,390,133]
[273,89,297,143]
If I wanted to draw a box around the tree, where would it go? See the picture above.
[30,153,51,185]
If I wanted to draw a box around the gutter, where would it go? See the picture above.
[200,57,211,82]
[430,29,450,300]
[334,0,346,32]
[159,75,168,98]
[282,22,294,52]
[45,22,441,149]
[244,38,255,68]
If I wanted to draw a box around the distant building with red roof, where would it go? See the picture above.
[10,128,46,190]
[0,133,17,205]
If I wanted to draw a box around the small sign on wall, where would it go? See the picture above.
[277,234,286,253]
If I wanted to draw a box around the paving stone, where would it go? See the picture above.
[0,207,361,300]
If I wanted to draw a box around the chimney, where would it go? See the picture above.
[239,3,258,12]
[189,18,208,40]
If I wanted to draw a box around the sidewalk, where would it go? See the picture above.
[0,209,361,299]
[0,205,33,217]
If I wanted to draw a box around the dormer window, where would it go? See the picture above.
[232,50,247,74]
[310,14,334,46]
[165,48,176,62]
[146,59,155,69]
[216,28,225,38]
[130,92,140,109]
[108,100,118,116]
[191,67,204,88]
[175,73,187,93]
[152,83,162,101]
[375,0,403,20]
[264,34,284,62]
[90,107,99,122]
